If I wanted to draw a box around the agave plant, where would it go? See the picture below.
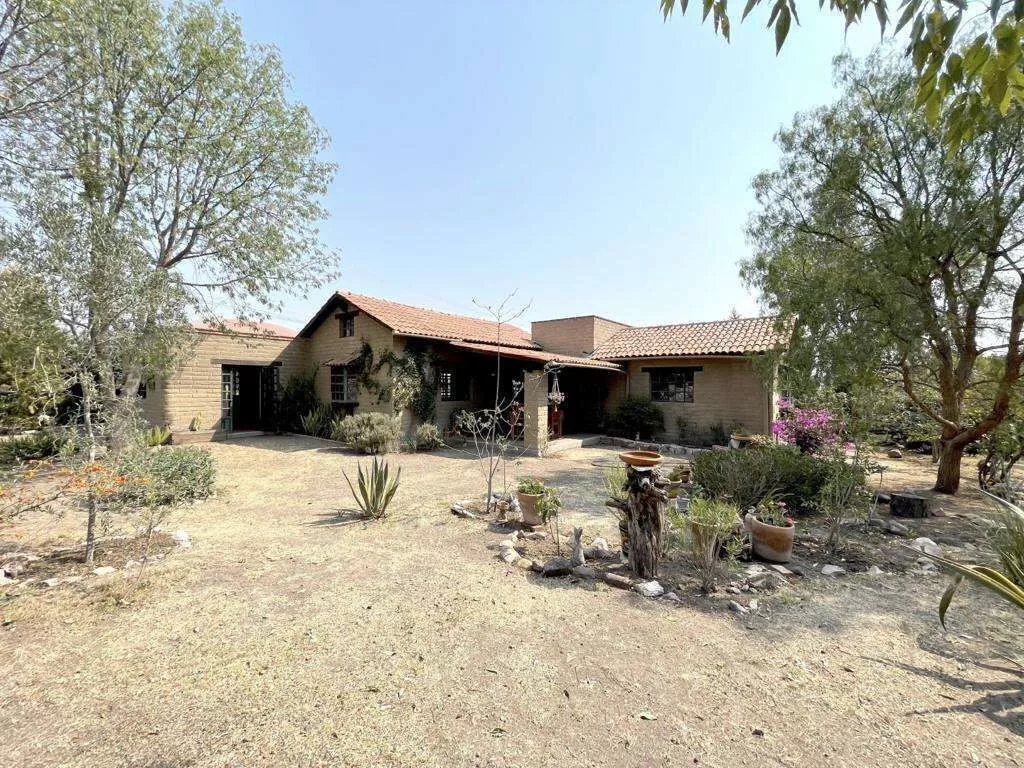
[914,490,1024,628]
[343,456,401,520]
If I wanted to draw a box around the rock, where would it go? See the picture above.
[887,448,903,458]
[530,560,544,573]
[570,527,586,567]
[499,548,519,565]
[541,557,572,577]
[749,572,785,590]
[917,558,939,572]
[516,558,534,571]
[726,585,741,595]
[663,591,683,604]
[633,580,665,598]
[866,565,885,576]
[874,492,891,505]
[890,493,929,519]
[0,574,15,586]
[496,538,515,550]
[885,519,910,535]
[768,564,794,576]
[748,599,759,612]
[41,577,60,587]
[92,566,116,576]
[173,529,192,548]
[522,531,548,540]
[450,503,476,519]
[729,600,749,614]
[572,565,597,579]
[821,565,847,576]
[909,537,942,557]
[930,508,947,518]
[603,572,633,590]
[583,545,617,560]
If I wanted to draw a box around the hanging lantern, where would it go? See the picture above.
[548,371,566,406]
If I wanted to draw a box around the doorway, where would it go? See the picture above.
[220,364,280,432]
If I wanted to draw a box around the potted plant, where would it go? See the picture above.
[517,477,561,527]
[745,496,795,563]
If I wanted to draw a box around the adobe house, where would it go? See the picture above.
[141,291,791,455]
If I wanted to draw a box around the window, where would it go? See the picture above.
[330,365,351,403]
[649,367,698,403]
[438,366,467,401]
[339,313,355,337]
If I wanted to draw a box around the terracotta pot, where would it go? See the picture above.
[745,512,795,563]
[517,491,544,526]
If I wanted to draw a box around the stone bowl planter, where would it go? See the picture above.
[516,491,544,527]
[618,450,663,468]
[745,512,795,563]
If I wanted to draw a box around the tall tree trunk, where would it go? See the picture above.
[934,439,965,494]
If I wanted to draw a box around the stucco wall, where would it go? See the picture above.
[531,315,631,357]
[616,356,774,441]
[150,331,310,433]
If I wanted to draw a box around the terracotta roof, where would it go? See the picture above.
[193,319,297,339]
[448,341,622,371]
[335,292,538,349]
[592,316,792,359]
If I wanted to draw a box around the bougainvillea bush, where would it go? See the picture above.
[772,399,845,455]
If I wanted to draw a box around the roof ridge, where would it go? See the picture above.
[340,291,529,333]
[617,314,780,333]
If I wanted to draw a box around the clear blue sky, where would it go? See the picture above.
[224,1,878,331]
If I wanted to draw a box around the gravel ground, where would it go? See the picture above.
[0,435,1021,767]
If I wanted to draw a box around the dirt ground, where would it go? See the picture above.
[1,436,1021,767]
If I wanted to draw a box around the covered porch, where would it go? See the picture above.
[424,338,624,456]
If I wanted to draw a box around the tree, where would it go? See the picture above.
[0,0,336,443]
[743,55,1024,494]
[659,0,1024,144]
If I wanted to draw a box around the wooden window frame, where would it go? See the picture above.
[339,313,355,338]
[644,366,701,404]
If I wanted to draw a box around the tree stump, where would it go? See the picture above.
[890,492,929,518]
[625,465,668,580]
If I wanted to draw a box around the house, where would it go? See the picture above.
[140,291,792,454]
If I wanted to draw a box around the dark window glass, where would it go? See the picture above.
[438,366,467,401]
[650,368,695,403]
[340,314,355,337]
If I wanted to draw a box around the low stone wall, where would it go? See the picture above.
[596,435,708,458]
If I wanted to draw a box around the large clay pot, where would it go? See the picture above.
[517,491,544,526]
[745,512,795,563]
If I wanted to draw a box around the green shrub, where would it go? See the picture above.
[332,412,402,454]
[673,497,742,593]
[517,477,562,522]
[281,366,322,432]
[0,430,67,466]
[693,445,832,512]
[415,422,443,451]
[344,455,401,519]
[114,446,215,507]
[300,403,333,438]
[609,396,664,440]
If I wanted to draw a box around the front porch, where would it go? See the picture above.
[424,339,624,456]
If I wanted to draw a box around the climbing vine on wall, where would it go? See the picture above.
[353,342,436,423]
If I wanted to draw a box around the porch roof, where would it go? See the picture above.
[447,341,622,371]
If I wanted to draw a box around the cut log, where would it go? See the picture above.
[624,465,668,580]
[890,492,929,518]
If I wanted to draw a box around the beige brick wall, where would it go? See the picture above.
[531,315,630,356]
[307,309,396,416]
[151,331,311,433]
[620,357,774,441]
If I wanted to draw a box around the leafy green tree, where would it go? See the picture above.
[0,0,336,445]
[743,56,1024,494]
[659,0,1024,144]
